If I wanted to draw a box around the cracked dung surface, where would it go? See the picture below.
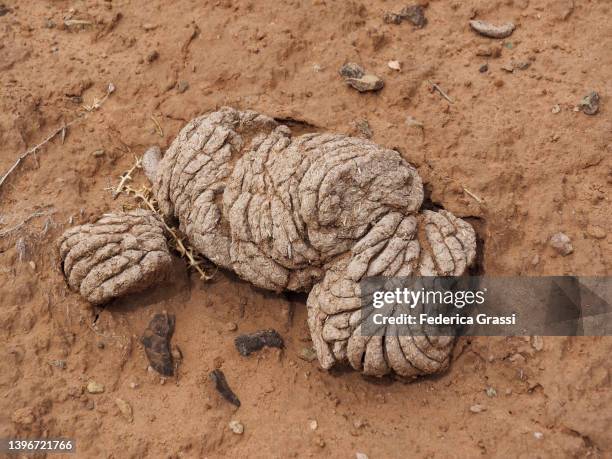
[58,209,173,305]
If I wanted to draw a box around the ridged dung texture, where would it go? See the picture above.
[58,209,173,305]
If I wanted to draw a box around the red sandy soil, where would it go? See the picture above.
[0,0,610,457]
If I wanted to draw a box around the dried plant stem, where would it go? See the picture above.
[427,80,454,104]
[0,83,115,192]
[124,184,214,281]
[0,208,56,238]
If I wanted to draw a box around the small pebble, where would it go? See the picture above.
[226,321,238,331]
[309,419,318,431]
[551,104,561,114]
[479,64,488,73]
[87,381,105,394]
[387,60,401,71]
[299,347,318,362]
[146,50,159,63]
[486,387,497,397]
[356,453,369,459]
[177,80,190,93]
[345,74,384,93]
[579,91,600,115]
[549,232,573,256]
[115,398,133,422]
[129,382,139,389]
[229,420,244,434]
[469,404,487,413]
[534,431,544,440]
[339,62,365,79]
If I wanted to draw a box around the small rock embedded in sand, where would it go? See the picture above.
[226,321,238,331]
[356,453,369,459]
[534,431,544,440]
[146,50,159,63]
[383,5,427,28]
[346,74,384,92]
[579,91,600,115]
[469,20,515,39]
[229,420,244,434]
[586,225,606,239]
[387,60,401,71]
[309,419,318,430]
[209,369,241,407]
[0,4,10,16]
[352,119,373,139]
[115,398,133,422]
[177,80,190,93]
[339,62,365,79]
[299,347,318,362]
[501,60,531,73]
[87,381,105,394]
[469,404,487,413]
[234,329,284,356]
[479,64,488,73]
[400,5,427,28]
[339,63,383,92]
[475,44,502,58]
[486,387,497,397]
[552,104,561,114]
[141,312,176,376]
[549,232,573,256]
[129,382,139,389]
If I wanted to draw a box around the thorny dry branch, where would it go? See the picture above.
[112,157,214,281]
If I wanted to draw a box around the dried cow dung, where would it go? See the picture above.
[234,329,284,356]
[60,108,479,379]
[209,369,241,407]
[141,312,176,376]
[58,209,173,305]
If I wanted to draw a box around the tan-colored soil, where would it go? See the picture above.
[0,0,610,457]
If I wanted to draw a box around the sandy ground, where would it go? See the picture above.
[1,0,611,457]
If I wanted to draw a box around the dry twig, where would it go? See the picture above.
[427,80,454,104]
[111,157,215,281]
[0,83,115,192]
[0,208,56,238]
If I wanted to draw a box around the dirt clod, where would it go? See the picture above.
[210,369,241,407]
[141,312,176,377]
[235,329,284,356]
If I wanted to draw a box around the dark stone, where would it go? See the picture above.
[339,62,365,79]
[479,64,489,73]
[399,5,428,28]
[579,91,600,115]
[141,313,175,376]
[234,329,284,356]
[209,369,241,407]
